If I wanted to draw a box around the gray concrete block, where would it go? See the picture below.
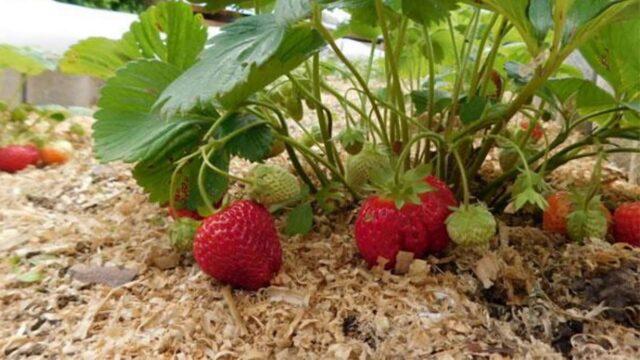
[25,70,103,107]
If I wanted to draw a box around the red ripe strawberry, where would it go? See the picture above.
[355,197,427,269]
[354,167,458,269]
[423,175,457,208]
[0,145,40,173]
[420,176,458,253]
[193,200,282,290]
[520,121,544,142]
[613,202,640,247]
[543,192,572,234]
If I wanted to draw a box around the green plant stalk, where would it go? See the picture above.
[275,133,359,199]
[243,106,329,186]
[318,62,361,97]
[374,0,407,149]
[468,13,499,98]
[197,147,216,214]
[243,100,316,192]
[446,8,481,137]
[446,16,460,69]
[452,148,471,206]
[481,107,632,202]
[421,24,437,164]
[213,121,267,147]
[392,17,410,146]
[311,54,339,169]
[364,39,378,110]
[203,110,235,140]
[479,20,510,98]
[320,82,385,139]
[467,51,565,179]
[393,132,444,185]
[311,4,387,146]
[496,135,537,189]
[200,146,249,184]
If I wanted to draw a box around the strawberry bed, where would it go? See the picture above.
[2,1,640,357]
[1,114,639,359]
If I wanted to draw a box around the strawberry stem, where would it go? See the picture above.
[199,146,251,184]
[452,147,471,206]
[393,131,443,185]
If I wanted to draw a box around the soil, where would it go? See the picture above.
[1,115,640,359]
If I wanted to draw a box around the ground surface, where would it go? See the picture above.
[1,116,640,359]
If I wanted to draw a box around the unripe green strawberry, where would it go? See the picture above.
[11,106,28,122]
[169,218,200,253]
[345,144,389,190]
[300,125,322,148]
[446,204,496,247]
[337,127,365,155]
[498,148,520,172]
[285,93,304,121]
[566,209,608,242]
[248,164,301,205]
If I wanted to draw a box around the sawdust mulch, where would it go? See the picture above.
[1,116,640,359]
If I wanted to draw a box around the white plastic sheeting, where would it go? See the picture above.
[0,0,380,59]
[0,0,137,54]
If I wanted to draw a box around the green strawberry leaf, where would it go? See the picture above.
[275,0,312,24]
[60,1,206,79]
[132,158,176,204]
[0,45,56,76]
[580,13,640,126]
[459,96,488,125]
[400,0,459,26]
[284,201,314,235]
[410,89,452,114]
[130,1,208,71]
[59,34,141,79]
[537,77,616,121]
[216,113,273,162]
[157,4,324,114]
[514,187,548,211]
[94,60,211,163]
[528,0,553,42]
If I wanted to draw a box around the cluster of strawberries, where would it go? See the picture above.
[354,176,459,269]
[543,192,640,247]
[184,176,639,292]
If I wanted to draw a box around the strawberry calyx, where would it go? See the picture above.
[169,217,201,253]
[367,164,433,209]
[336,127,365,155]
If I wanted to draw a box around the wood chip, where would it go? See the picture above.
[151,253,181,270]
[266,287,311,307]
[69,264,137,287]
[394,251,414,275]
[473,252,500,289]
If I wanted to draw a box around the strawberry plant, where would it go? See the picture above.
[60,1,640,271]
